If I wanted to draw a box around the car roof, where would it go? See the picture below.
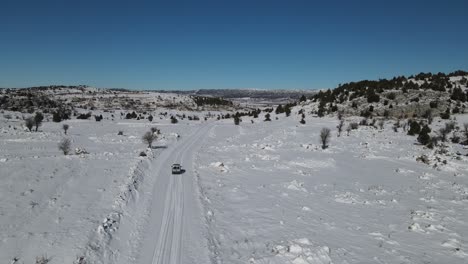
[172,164,181,166]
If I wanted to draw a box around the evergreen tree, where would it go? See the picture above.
[417,124,431,145]
[34,112,44,131]
[407,120,421,135]
[440,108,451,119]
[285,107,291,117]
[275,104,284,114]
[451,87,467,102]
[234,113,241,125]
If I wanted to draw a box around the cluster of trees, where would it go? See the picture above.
[451,87,467,102]
[0,89,69,113]
[52,109,71,122]
[125,111,139,119]
[275,102,295,116]
[122,111,156,121]
[77,112,92,119]
[230,109,263,124]
[94,115,103,121]
[192,96,233,107]
[310,70,468,118]
[403,117,468,149]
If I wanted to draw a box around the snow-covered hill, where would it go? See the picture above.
[304,71,468,119]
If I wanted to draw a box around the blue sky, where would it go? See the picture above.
[1,0,467,90]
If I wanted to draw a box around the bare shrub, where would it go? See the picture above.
[422,109,433,124]
[445,121,456,132]
[416,155,430,164]
[337,120,344,137]
[320,127,331,149]
[378,119,385,130]
[150,127,160,134]
[439,122,456,142]
[62,124,69,134]
[463,123,468,144]
[142,131,157,148]
[25,117,34,131]
[438,128,449,142]
[350,122,358,130]
[337,111,344,120]
[58,138,71,155]
[35,255,51,264]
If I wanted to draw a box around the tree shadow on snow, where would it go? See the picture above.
[151,145,168,149]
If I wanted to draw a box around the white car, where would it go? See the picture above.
[171,164,182,174]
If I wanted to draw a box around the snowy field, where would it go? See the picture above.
[0,112,209,263]
[196,115,468,263]
[1,111,468,264]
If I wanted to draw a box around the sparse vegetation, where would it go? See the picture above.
[438,127,449,142]
[192,96,233,107]
[35,255,51,264]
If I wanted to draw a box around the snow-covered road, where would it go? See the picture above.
[136,124,212,264]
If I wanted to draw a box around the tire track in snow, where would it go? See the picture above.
[147,124,211,264]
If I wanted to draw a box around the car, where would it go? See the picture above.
[171,163,182,174]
